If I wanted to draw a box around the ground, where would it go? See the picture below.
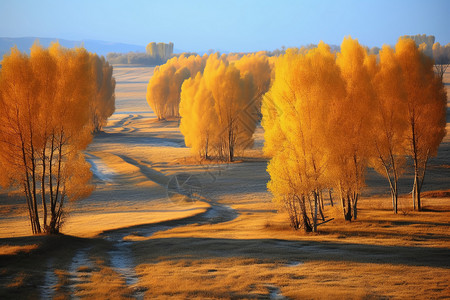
[0,66,449,299]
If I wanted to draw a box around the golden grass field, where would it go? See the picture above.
[0,66,449,299]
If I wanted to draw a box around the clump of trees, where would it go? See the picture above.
[107,42,175,66]
[0,42,116,234]
[178,53,272,161]
[263,37,446,232]
[146,42,174,60]
[402,34,450,79]
[146,51,273,122]
[263,43,346,231]
[396,39,447,211]
[146,54,208,120]
[422,42,450,79]
[89,54,116,132]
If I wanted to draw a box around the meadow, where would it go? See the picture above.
[0,65,448,299]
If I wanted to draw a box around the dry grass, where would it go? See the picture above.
[422,189,450,198]
[75,265,131,299]
[130,196,450,299]
[136,258,450,299]
[0,244,38,256]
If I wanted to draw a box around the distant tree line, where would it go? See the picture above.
[106,52,166,65]
[403,34,450,79]
[106,42,174,66]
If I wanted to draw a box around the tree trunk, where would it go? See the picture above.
[344,195,352,221]
[300,195,312,232]
[413,172,422,211]
[318,202,325,221]
[313,192,318,232]
[328,189,334,207]
[392,178,398,214]
[24,184,36,234]
[319,191,324,211]
[414,176,421,211]
[411,118,419,211]
[30,152,41,234]
[41,147,48,230]
[302,210,312,232]
[352,194,358,220]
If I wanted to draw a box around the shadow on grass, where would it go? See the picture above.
[0,234,108,300]
[134,237,450,269]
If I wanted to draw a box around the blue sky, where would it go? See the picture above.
[0,0,449,52]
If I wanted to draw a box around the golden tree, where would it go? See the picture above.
[331,37,376,220]
[370,45,408,214]
[233,53,272,110]
[0,42,95,234]
[179,73,217,158]
[262,44,346,231]
[146,54,207,120]
[395,38,447,211]
[179,54,258,162]
[89,54,116,132]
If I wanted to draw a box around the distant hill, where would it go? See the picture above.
[0,37,146,58]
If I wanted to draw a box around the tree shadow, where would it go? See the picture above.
[134,236,450,269]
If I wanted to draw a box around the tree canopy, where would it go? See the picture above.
[0,42,115,234]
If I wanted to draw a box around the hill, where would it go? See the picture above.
[0,37,145,57]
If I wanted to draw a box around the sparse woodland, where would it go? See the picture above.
[0,42,116,234]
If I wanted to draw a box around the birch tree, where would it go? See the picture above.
[370,45,408,214]
[396,38,447,211]
[262,44,346,231]
[0,42,95,234]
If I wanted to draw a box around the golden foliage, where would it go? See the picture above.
[146,54,207,120]
[262,43,346,230]
[263,37,447,228]
[89,54,115,132]
[0,41,105,234]
[395,37,447,210]
[179,53,271,161]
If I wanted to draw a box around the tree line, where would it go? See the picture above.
[263,37,446,232]
[0,42,115,234]
[107,42,174,66]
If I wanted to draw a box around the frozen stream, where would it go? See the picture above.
[86,157,116,182]
[85,156,241,298]
[98,203,238,299]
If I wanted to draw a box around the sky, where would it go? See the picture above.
[0,0,449,53]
